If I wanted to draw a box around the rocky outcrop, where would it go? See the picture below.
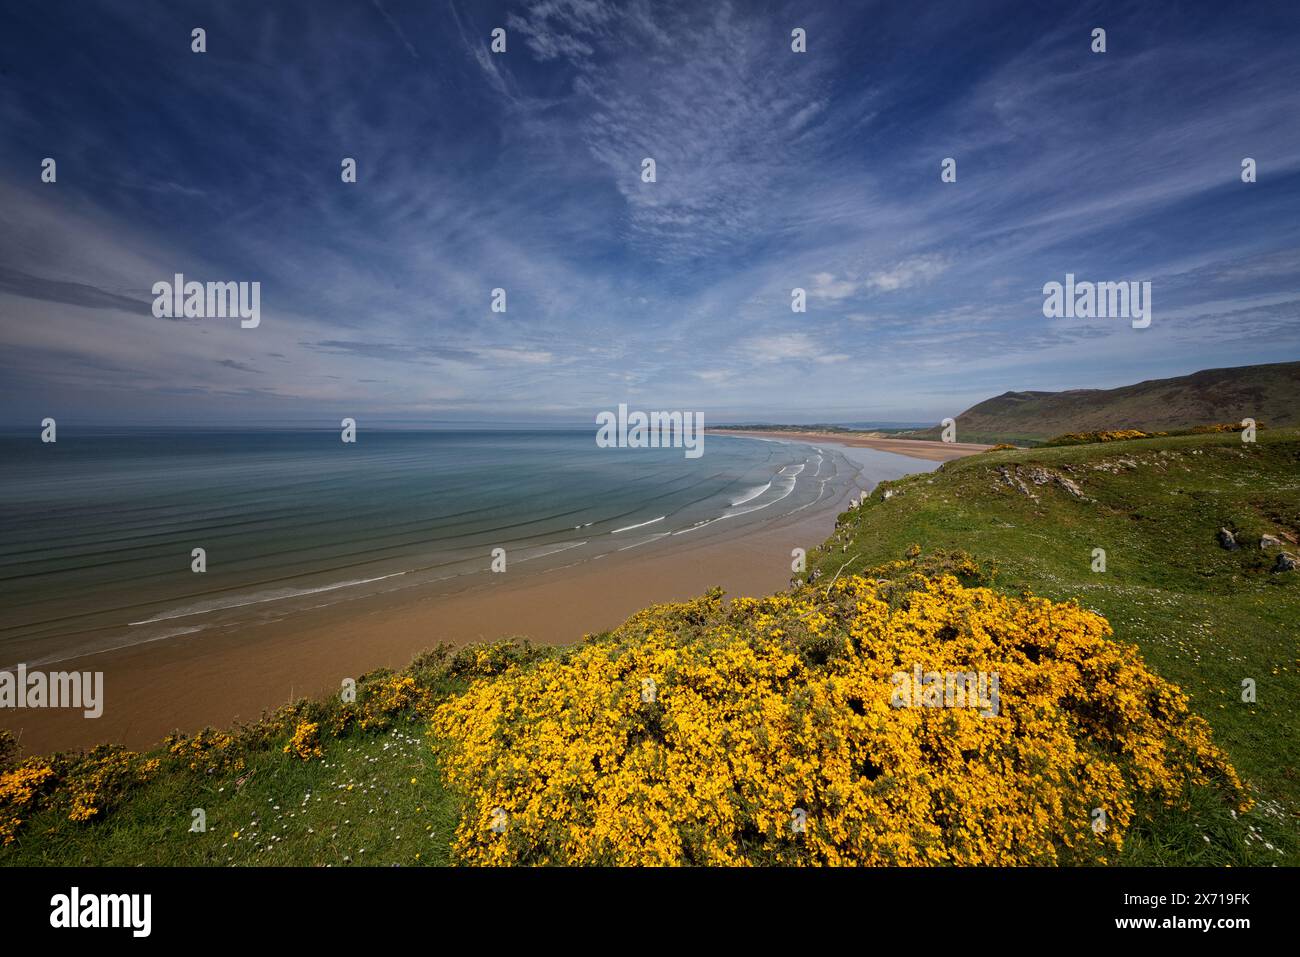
[1090,457,1138,474]
[995,465,1091,502]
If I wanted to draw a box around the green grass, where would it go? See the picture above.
[1,678,470,867]
[3,430,1296,866]
[809,428,1300,864]
[8,726,460,867]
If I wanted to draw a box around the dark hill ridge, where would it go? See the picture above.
[909,361,1300,444]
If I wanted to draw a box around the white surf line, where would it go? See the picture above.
[786,451,840,514]
[671,520,718,537]
[673,462,806,535]
[617,532,672,551]
[787,482,830,515]
[726,463,803,514]
[729,482,771,507]
[129,571,409,625]
[514,540,589,562]
[3,625,207,672]
[610,516,666,534]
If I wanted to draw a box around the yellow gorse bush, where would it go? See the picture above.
[330,673,435,736]
[165,727,245,774]
[358,674,430,731]
[0,762,55,845]
[0,665,443,844]
[64,751,160,822]
[1048,429,1152,445]
[284,721,323,761]
[1046,423,1264,446]
[432,573,1249,865]
[0,745,159,842]
[1188,422,1265,434]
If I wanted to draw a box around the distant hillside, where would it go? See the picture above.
[907,361,1300,444]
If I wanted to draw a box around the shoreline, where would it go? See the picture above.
[709,429,991,461]
[0,435,984,756]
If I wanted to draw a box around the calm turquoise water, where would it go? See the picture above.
[0,429,922,666]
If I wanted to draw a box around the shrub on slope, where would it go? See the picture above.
[432,566,1248,865]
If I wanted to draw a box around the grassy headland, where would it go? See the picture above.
[807,428,1299,862]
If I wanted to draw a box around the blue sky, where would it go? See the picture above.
[1,0,1299,427]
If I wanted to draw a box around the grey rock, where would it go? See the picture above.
[1217,528,1239,550]
[1056,476,1087,499]
[1004,465,1090,501]
[1272,552,1298,573]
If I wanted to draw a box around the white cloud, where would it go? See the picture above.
[480,347,554,365]
[743,332,846,365]
[867,255,949,292]
[694,369,731,382]
[809,271,858,300]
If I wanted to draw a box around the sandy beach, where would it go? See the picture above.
[711,430,991,461]
[1,433,987,756]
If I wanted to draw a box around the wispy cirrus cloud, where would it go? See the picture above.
[0,0,1297,426]
[867,255,950,292]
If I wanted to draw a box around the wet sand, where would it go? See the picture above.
[1,435,986,756]
[711,430,990,462]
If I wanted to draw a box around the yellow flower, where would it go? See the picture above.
[283,721,323,761]
[430,574,1248,866]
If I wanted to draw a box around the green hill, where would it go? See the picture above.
[906,361,1300,444]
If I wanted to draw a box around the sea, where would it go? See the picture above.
[0,429,931,668]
